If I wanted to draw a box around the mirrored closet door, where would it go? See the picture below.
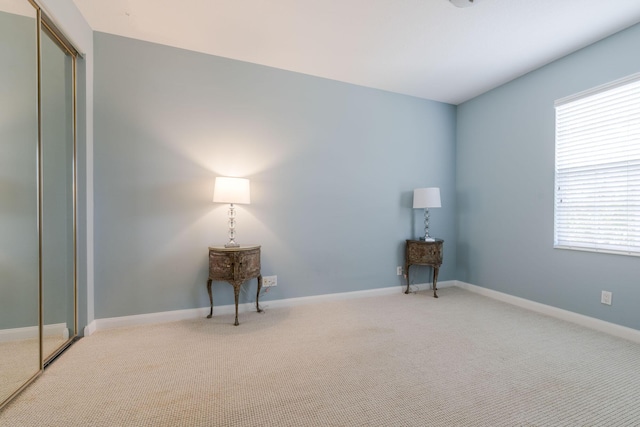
[0,0,78,408]
[0,0,40,407]
[40,12,77,365]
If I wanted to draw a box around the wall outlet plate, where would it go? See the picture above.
[263,275,277,287]
[397,266,403,276]
[601,290,612,305]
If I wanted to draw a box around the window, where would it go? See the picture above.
[554,73,640,256]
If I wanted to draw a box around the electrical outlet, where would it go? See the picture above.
[263,275,277,287]
[397,266,403,276]
[601,290,612,305]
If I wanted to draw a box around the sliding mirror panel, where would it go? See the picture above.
[0,0,40,406]
[40,21,76,363]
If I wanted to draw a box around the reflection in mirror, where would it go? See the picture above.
[41,25,76,362]
[0,1,40,405]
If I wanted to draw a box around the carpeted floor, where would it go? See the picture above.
[1,287,640,426]
[0,335,68,403]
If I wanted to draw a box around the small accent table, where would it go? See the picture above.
[207,245,262,326]
[405,239,443,298]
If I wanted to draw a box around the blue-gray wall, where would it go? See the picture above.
[456,23,640,330]
[93,33,457,319]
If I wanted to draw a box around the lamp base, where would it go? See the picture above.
[224,242,240,248]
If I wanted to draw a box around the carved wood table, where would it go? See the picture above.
[207,245,262,325]
[405,239,443,298]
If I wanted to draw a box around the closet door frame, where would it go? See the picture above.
[36,4,79,368]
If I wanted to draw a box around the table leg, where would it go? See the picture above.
[404,264,411,294]
[256,275,263,313]
[233,285,240,326]
[206,279,213,318]
[432,266,440,298]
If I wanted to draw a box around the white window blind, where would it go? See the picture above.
[554,73,640,256]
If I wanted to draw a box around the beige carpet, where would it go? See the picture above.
[1,287,640,426]
[0,338,39,403]
[0,335,68,404]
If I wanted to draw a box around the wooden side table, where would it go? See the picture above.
[207,245,262,326]
[405,239,443,298]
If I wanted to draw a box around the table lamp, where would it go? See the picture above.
[413,187,441,242]
[213,177,250,248]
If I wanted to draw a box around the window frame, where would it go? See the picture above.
[554,73,640,257]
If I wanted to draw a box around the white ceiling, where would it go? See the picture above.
[72,0,640,105]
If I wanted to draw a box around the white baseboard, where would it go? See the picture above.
[92,306,211,332]
[455,281,640,344]
[0,323,68,343]
[83,321,97,337]
[85,281,456,335]
[257,280,453,310]
[84,279,639,344]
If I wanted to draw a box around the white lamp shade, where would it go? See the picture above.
[413,187,441,209]
[213,177,251,204]
[449,0,478,7]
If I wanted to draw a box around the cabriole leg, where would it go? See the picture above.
[206,279,213,318]
[404,264,411,294]
[233,285,240,326]
[432,267,440,298]
[256,276,263,313]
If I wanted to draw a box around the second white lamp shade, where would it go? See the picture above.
[413,187,441,209]
[213,177,251,205]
